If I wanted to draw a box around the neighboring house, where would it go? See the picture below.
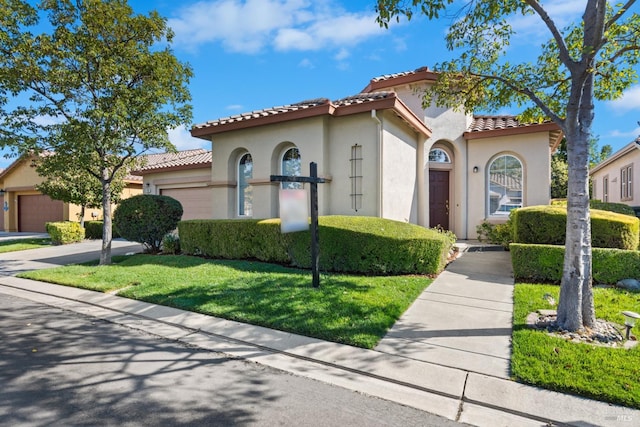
[141,67,562,239]
[131,149,213,220]
[0,156,142,232]
[590,138,640,208]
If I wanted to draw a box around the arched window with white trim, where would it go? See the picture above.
[238,153,253,216]
[488,154,523,216]
[281,147,301,189]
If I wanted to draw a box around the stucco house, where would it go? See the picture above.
[0,156,142,232]
[131,149,213,220]
[141,67,562,239]
[590,137,640,210]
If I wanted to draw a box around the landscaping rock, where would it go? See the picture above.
[616,278,640,292]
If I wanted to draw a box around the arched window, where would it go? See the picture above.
[488,154,523,216]
[238,153,253,216]
[281,147,301,189]
[429,148,451,163]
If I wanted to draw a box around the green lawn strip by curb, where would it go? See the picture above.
[0,238,51,253]
[18,254,432,349]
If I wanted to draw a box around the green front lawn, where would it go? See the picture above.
[512,283,640,408]
[0,238,51,253]
[18,254,432,349]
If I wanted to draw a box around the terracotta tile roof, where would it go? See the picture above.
[465,115,563,150]
[191,91,431,138]
[132,149,211,175]
[369,66,433,83]
[467,116,523,132]
[362,67,439,92]
[192,99,331,132]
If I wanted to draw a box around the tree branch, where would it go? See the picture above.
[525,0,576,71]
[606,0,636,29]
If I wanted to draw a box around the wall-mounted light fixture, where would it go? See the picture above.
[472,166,479,173]
[145,183,151,194]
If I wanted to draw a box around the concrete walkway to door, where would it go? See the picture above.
[375,242,513,379]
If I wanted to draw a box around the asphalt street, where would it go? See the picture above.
[0,293,464,427]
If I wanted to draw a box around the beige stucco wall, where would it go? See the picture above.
[205,111,422,225]
[378,82,473,237]
[210,116,329,219]
[0,157,142,230]
[380,112,419,223]
[467,132,552,238]
[591,147,640,206]
[142,168,212,194]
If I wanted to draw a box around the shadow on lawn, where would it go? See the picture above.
[112,255,425,349]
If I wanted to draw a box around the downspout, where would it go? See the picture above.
[465,138,469,240]
[372,110,383,218]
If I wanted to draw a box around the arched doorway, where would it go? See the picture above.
[428,146,453,229]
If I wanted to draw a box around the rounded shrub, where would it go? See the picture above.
[113,194,183,253]
[512,205,639,250]
[46,221,85,245]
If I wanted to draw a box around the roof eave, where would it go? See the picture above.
[590,139,639,174]
[464,122,562,141]
[362,69,439,93]
[190,103,334,139]
[132,162,212,176]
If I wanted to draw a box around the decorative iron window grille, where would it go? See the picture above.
[350,144,363,211]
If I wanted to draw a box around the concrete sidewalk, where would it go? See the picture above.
[0,241,638,426]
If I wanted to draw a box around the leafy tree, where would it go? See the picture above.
[377,1,640,331]
[0,0,192,265]
[551,137,611,198]
[550,155,568,199]
[34,153,126,227]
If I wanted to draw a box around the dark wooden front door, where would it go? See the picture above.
[429,170,450,229]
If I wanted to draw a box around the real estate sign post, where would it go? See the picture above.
[271,162,326,288]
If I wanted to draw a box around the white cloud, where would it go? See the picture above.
[508,1,584,42]
[608,85,640,112]
[167,125,208,151]
[274,13,382,51]
[334,48,349,61]
[298,58,315,68]
[33,114,65,126]
[607,127,640,138]
[169,0,384,54]
[226,104,244,111]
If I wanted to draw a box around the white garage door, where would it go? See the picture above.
[160,187,213,221]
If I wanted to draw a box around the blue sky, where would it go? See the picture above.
[2,0,639,167]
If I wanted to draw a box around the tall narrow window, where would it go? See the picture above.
[603,176,609,202]
[238,153,253,216]
[488,154,523,216]
[281,147,301,189]
[350,144,363,211]
[621,164,633,200]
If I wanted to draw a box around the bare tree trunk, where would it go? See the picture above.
[557,126,593,330]
[79,205,85,228]
[556,73,597,331]
[99,169,112,266]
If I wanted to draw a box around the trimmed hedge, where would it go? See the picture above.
[551,199,637,216]
[512,205,639,250]
[511,243,640,285]
[46,221,85,245]
[84,220,120,240]
[179,216,452,275]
